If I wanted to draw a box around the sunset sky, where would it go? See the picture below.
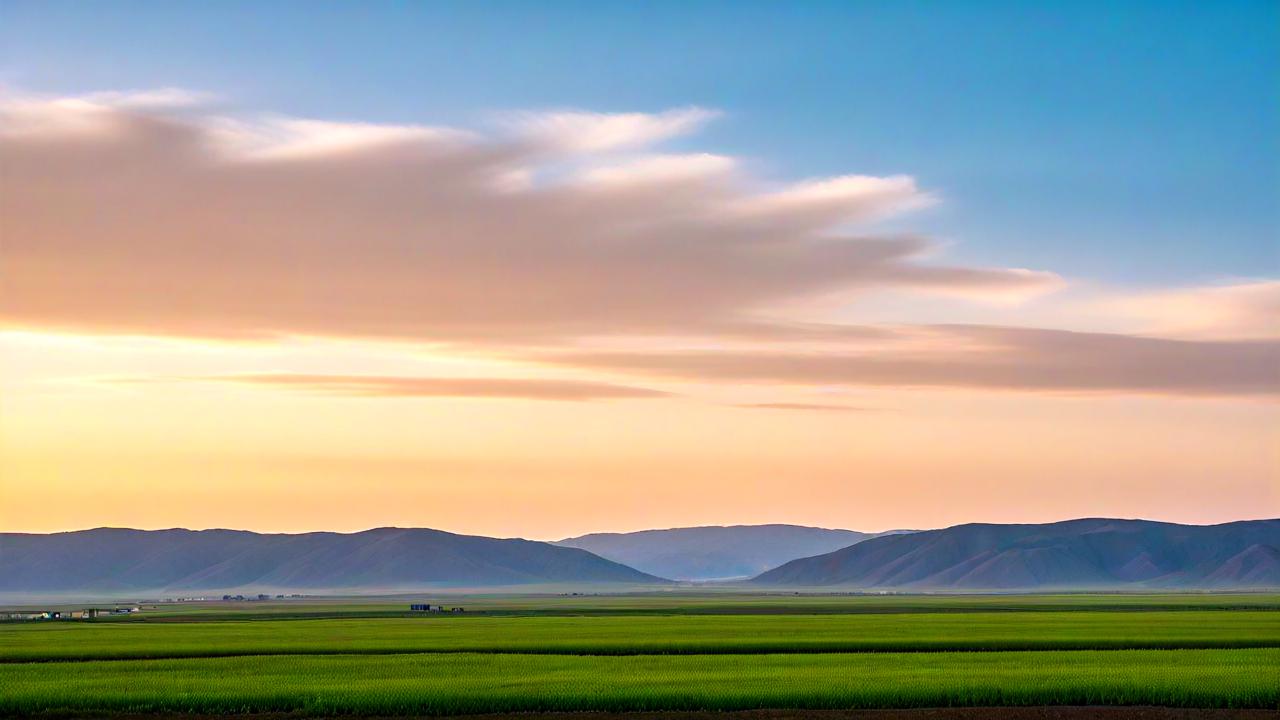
[1,1,1276,539]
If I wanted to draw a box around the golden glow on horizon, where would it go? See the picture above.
[3,330,1275,539]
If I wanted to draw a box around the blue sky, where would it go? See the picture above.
[2,0,1275,284]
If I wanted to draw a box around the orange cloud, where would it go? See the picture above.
[1103,281,1280,340]
[127,373,670,401]
[0,93,1057,346]
[551,325,1280,398]
[735,402,876,412]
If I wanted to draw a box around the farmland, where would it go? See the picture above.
[3,610,1278,661]
[1,593,1276,715]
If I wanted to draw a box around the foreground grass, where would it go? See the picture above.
[1,649,1274,714]
[3,610,1277,661]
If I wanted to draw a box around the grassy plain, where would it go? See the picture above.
[2,649,1275,714]
[2,610,1277,661]
[1,593,1275,715]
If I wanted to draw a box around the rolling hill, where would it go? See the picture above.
[0,527,665,594]
[556,524,909,580]
[752,518,1280,589]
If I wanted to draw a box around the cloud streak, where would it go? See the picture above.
[505,106,720,153]
[735,402,876,412]
[1102,281,1280,340]
[151,374,670,401]
[1,92,1057,346]
[550,326,1280,398]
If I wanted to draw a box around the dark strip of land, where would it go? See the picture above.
[20,708,1280,720]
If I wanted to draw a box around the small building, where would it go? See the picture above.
[409,604,465,613]
[410,603,461,612]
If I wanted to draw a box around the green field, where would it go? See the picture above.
[3,610,1277,661]
[2,593,1276,715]
[3,649,1275,715]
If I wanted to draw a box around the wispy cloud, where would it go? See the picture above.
[81,88,218,109]
[735,402,877,412]
[0,92,1057,346]
[551,326,1280,398]
[135,374,670,401]
[502,106,720,153]
[1099,281,1280,340]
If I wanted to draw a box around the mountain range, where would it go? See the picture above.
[0,527,662,593]
[753,518,1280,589]
[2,518,1276,596]
[556,524,906,580]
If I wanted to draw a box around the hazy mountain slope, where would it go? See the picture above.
[0,527,665,593]
[556,524,909,580]
[752,518,1280,589]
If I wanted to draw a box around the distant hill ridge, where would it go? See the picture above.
[752,518,1280,589]
[4,518,1275,595]
[0,526,664,593]
[556,524,911,580]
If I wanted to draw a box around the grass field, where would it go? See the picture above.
[3,610,1277,661]
[1,593,1276,715]
[2,649,1276,715]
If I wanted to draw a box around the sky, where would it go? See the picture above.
[1,0,1276,539]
